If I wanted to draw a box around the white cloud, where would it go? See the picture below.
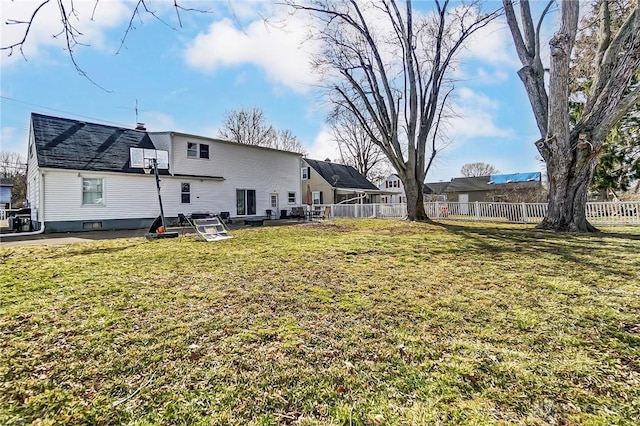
[1,0,131,68]
[460,17,520,68]
[306,127,339,161]
[471,67,510,85]
[183,10,321,93]
[139,111,177,132]
[446,87,513,142]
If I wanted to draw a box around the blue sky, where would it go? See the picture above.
[1,0,549,182]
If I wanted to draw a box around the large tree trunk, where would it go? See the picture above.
[539,135,600,232]
[403,176,428,221]
[504,0,640,233]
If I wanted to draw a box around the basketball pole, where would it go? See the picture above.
[151,158,168,232]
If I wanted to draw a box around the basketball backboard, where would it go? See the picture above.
[130,147,169,169]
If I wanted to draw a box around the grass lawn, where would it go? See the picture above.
[1,219,639,425]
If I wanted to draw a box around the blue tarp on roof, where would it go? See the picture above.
[488,172,541,184]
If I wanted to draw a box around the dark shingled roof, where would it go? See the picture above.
[424,181,450,194]
[31,113,164,174]
[445,175,493,192]
[430,175,542,193]
[305,158,378,190]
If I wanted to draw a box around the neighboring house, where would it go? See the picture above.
[0,178,13,209]
[301,159,385,204]
[425,172,544,204]
[379,174,405,203]
[423,181,451,202]
[27,113,302,232]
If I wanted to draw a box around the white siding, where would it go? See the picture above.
[42,170,162,222]
[166,134,302,217]
[35,131,302,225]
[26,130,41,222]
[380,174,404,204]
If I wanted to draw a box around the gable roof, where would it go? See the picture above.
[31,113,162,174]
[445,175,493,192]
[424,181,450,194]
[304,158,379,190]
[433,173,542,193]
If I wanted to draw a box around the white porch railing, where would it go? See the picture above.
[317,201,640,226]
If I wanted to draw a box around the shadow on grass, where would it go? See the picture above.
[432,221,640,278]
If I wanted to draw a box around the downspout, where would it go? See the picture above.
[1,172,46,237]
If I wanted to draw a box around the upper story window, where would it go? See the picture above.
[82,178,103,205]
[187,142,210,159]
[187,142,198,158]
[301,167,310,180]
[199,144,209,159]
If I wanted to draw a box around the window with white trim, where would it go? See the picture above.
[187,142,198,158]
[288,192,296,204]
[199,144,209,159]
[312,191,323,205]
[181,183,191,204]
[82,178,103,205]
[187,142,210,159]
[301,167,310,180]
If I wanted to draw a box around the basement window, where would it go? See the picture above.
[82,221,103,230]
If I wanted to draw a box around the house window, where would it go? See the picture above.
[82,178,103,205]
[181,183,191,204]
[199,144,209,159]
[187,142,198,158]
[288,192,296,204]
[236,189,256,215]
[301,167,310,180]
[187,142,209,159]
[312,191,323,205]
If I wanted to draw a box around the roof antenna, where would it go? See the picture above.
[135,99,139,124]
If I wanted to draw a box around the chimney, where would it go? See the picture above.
[135,123,146,131]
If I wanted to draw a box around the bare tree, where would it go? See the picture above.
[289,0,501,220]
[503,0,640,231]
[460,162,500,177]
[218,107,307,154]
[0,152,27,207]
[2,1,208,90]
[273,129,308,155]
[330,107,388,182]
[218,107,276,146]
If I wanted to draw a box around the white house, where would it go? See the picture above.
[379,173,405,204]
[26,113,302,232]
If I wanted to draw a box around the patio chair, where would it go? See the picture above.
[319,206,331,220]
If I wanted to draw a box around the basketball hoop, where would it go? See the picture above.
[143,158,153,174]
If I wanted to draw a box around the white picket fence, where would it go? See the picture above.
[2,202,638,228]
[322,201,640,226]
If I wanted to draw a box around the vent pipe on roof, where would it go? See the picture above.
[135,123,146,131]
